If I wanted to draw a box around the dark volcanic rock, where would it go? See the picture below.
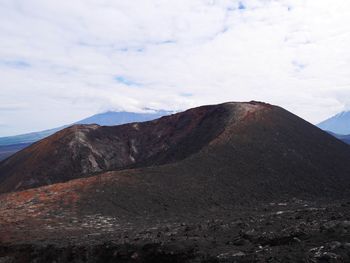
[2,200,350,262]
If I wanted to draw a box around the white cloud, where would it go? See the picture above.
[0,0,350,135]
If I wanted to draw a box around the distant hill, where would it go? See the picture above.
[323,131,350,145]
[0,110,171,160]
[317,111,350,134]
[331,132,350,145]
[342,135,350,144]
[0,143,32,161]
[0,127,64,147]
[75,110,171,126]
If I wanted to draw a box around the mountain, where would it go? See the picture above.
[75,110,171,126]
[0,110,170,161]
[0,110,170,146]
[340,134,350,144]
[0,127,63,146]
[317,110,350,134]
[0,128,63,161]
[327,131,350,145]
[0,143,31,161]
[2,101,350,262]
[1,101,350,196]
[0,105,225,193]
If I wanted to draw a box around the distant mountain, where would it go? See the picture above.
[0,127,64,147]
[317,111,350,135]
[330,132,350,145]
[322,130,350,145]
[76,110,171,126]
[0,143,32,161]
[0,110,171,160]
[342,135,350,144]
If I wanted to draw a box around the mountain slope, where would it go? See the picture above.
[0,105,229,193]
[1,101,350,198]
[341,134,350,144]
[317,111,350,134]
[0,143,31,161]
[329,132,350,145]
[0,127,63,146]
[0,110,169,160]
[0,110,169,146]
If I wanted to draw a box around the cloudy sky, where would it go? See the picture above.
[0,0,350,136]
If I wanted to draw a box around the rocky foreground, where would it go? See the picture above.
[1,198,350,262]
[2,102,350,262]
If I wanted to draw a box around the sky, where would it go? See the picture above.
[0,0,350,136]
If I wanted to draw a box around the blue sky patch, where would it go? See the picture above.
[115,76,140,86]
[238,2,246,10]
[292,60,307,71]
[180,92,193,97]
[118,47,144,52]
[1,59,30,69]
[159,40,176,44]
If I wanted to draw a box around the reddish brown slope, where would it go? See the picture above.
[1,101,350,199]
[0,102,237,193]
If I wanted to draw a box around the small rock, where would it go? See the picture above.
[318,252,341,261]
[232,251,246,257]
[233,238,248,246]
[293,237,301,243]
[131,252,139,259]
[329,241,342,250]
[242,229,257,241]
